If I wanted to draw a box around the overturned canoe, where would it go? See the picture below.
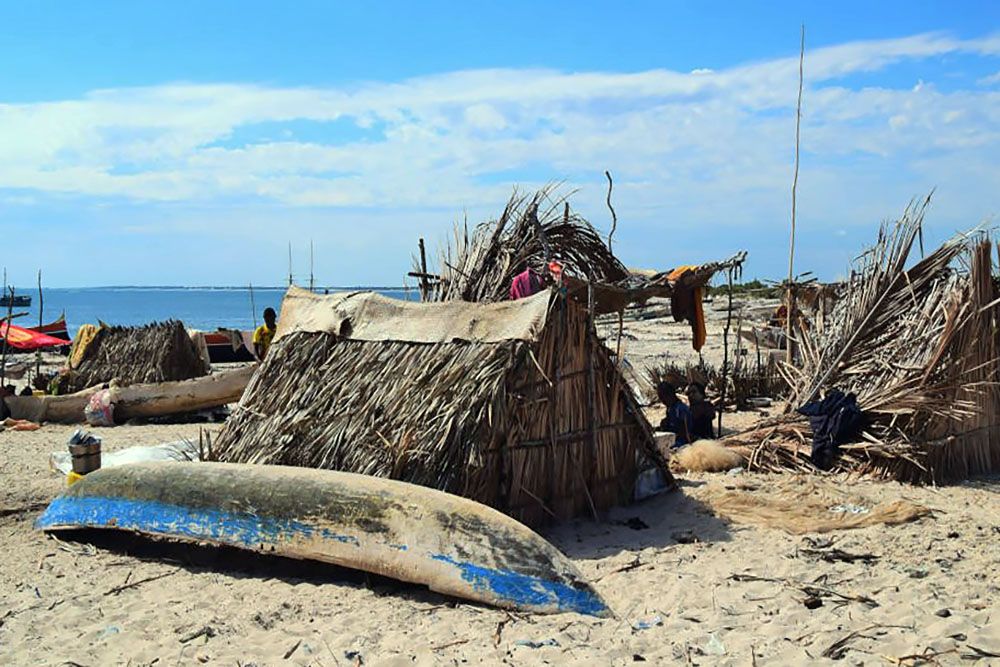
[35,462,610,617]
[4,365,253,424]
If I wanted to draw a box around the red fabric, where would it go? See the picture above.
[0,322,71,350]
[509,269,541,300]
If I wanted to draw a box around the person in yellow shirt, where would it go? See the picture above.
[253,307,277,360]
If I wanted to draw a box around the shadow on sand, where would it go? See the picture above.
[48,527,459,609]
[547,480,733,561]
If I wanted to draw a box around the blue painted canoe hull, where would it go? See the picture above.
[36,462,610,617]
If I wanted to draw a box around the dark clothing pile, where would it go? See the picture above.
[796,389,864,470]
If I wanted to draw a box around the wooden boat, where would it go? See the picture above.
[28,313,70,341]
[35,461,610,616]
[3,365,253,423]
[203,329,256,363]
[0,294,31,308]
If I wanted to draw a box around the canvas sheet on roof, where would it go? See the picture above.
[275,286,552,344]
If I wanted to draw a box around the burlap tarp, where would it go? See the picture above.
[274,286,552,344]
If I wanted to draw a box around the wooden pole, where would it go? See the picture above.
[718,268,734,435]
[309,240,315,292]
[1,287,14,388]
[604,171,617,254]
[249,282,258,329]
[786,25,805,365]
[35,270,43,379]
[418,238,430,302]
[585,282,599,521]
[288,242,293,287]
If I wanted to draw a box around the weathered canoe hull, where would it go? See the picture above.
[4,366,253,424]
[35,462,609,617]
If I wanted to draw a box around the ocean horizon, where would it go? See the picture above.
[3,286,420,334]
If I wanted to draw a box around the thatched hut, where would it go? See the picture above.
[57,320,209,394]
[725,198,1000,483]
[215,286,671,527]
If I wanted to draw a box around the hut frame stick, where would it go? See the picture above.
[584,282,599,521]
[718,267,735,434]
[418,238,430,302]
[604,170,618,253]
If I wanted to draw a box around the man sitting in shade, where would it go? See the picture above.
[253,307,278,360]
[657,381,693,447]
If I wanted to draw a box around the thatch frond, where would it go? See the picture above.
[215,332,515,492]
[423,185,630,303]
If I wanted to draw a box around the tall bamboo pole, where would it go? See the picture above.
[35,270,43,378]
[787,25,805,365]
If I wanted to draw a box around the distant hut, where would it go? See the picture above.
[57,320,209,394]
[215,286,672,527]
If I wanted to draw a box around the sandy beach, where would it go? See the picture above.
[2,314,998,666]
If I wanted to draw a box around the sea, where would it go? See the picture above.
[5,286,418,334]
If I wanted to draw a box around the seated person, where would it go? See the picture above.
[656,381,692,446]
[686,381,716,440]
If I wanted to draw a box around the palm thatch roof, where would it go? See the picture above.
[724,196,1000,482]
[418,185,747,314]
[57,320,209,394]
[215,286,671,527]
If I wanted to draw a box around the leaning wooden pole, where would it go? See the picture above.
[786,25,805,365]
[418,238,430,302]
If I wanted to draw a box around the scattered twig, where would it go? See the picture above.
[799,547,880,564]
[430,638,469,651]
[729,573,878,608]
[283,639,302,660]
[882,647,957,665]
[105,569,178,596]
[0,502,48,518]
[178,625,216,644]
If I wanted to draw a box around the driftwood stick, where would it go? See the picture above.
[786,25,805,365]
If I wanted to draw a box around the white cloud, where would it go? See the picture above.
[979,70,1000,85]
[0,30,998,282]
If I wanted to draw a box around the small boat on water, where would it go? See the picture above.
[36,461,610,616]
[0,294,31,308]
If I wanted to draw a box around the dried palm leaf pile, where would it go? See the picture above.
[215,287,671,528]
[420,185,746,311]
[725,196,1000,483]
[688,475,930,535]
[56,320,209,394]
[423,186,630,303]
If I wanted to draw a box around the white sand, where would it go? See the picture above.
[2,315,998,665]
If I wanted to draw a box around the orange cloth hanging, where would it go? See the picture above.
[666,265,706,352]
[691,287,706,351]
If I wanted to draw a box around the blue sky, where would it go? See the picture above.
[1,1,998,287]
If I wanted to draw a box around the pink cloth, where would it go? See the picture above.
[509,269,541,300]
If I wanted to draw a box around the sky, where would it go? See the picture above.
[1,1,998,287]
